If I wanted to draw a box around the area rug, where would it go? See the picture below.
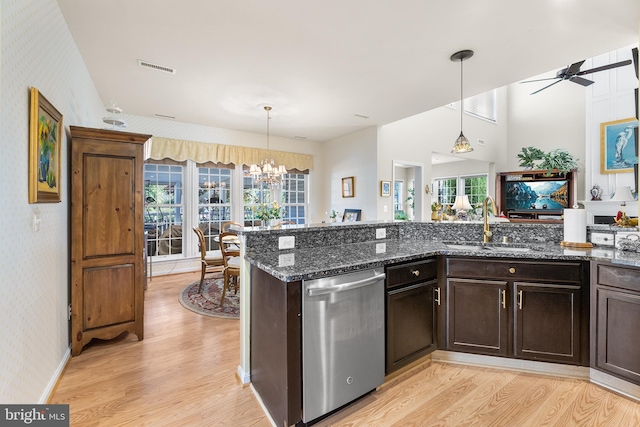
[178,275,239,319]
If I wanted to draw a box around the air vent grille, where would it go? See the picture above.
[154,113,176,119]
[138,60,176,74]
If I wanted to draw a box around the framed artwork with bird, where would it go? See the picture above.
[600,117,639,174]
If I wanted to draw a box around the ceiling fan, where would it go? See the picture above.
[520,59,632,95]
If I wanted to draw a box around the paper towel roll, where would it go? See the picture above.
[563,208,587,243]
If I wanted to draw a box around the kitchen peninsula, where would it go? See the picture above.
[239,221,640,426]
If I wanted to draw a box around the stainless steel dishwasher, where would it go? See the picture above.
[302,268,386,423]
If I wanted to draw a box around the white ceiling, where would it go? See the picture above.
[56,0,639,142]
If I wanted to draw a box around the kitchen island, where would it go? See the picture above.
[239,221,640,426]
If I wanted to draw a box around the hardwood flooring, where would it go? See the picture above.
[51,272,640,426]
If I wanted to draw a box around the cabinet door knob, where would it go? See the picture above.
[411,269,420,277]
[509,267,516,274]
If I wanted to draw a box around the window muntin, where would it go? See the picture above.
[281,173,307,224]
[144,164,184,257]
[462,174,488,208]
[433,177,457,206]
[197,167,232,250]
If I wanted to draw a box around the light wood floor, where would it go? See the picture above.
[51,272,640,426]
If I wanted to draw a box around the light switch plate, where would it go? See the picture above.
[278,236,295,250]
[376,228,386,239]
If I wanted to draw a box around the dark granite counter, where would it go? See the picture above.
[245,238,640,282]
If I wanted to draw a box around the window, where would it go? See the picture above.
[432,174,488,210]
[464,89,497,123]
[433,177,457,206]
[197,166,232,250]
[243,174,271,226]
[144,163,184,257]
[281,173,307,224]
[393,180,404,213]
[461,175,488,208]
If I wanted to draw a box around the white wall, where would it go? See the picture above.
[0,0,105,403]
[378,87,509,220]
[322,127,378,221]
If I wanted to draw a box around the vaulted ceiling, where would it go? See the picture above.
[57,0,639,142]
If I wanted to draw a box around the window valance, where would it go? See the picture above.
[149,137,314,171]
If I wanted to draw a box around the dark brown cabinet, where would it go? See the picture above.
[592,262,640,386]
[386,258,438,374]
[444,257,588,365]
[447,278,509,356]
[70,126,151,356]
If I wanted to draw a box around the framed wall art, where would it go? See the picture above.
[380,180,391,197]
[29,87,63,203]
[342,209,361,222]
[600,117,638,174]
[342,176,355,198]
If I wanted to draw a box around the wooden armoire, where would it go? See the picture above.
[70,126,152,356]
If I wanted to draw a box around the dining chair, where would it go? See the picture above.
[193,227,224,293]
[219,231,241,306]
[221,221,242,233]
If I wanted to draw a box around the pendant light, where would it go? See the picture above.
[248,105,287,187]
[450,50,474,154]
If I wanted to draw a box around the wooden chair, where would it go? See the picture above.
[219,231,241,305]
[193,227,224,293]
[221,221,242,233]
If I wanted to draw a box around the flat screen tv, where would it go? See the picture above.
[505,180,569,211]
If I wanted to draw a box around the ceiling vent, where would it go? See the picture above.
[154,113,176,119]
[354,114,369,119]
[137,59,176,74]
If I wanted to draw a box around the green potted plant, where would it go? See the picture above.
[538,149,578,176]
[517,146,544,170]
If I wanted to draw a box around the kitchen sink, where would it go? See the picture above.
[444,243,533,253]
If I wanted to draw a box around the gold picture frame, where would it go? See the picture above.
[380,180,391,197]
[29,87,63,203]
[342,176,355,198]
[600,117,638,174]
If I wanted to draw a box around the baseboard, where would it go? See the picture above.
[590,368,640,402]
[432,350,590,380]
[250,384,276,427]
[41,346,71,403]
[236,365,250,385]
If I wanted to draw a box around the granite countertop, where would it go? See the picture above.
[245,239,640,282]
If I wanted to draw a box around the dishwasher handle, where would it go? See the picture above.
[306,272,386,296]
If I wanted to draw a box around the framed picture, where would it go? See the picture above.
[600,117,638,174]
[342,176,355,198]
[29,87,63,203]
[343,209,361,222]
[380,180,391,197]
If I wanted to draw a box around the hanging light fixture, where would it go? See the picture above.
[249,105,287,187]
[450,50,474,154]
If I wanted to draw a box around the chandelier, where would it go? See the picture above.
[249,105,287,187]
[450,50,474,154]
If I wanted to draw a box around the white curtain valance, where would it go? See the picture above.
[149,137,314,171]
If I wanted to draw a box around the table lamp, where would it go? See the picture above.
[610,186,636,227]
[452,195,472,221]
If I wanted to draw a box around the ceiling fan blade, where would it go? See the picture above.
[632,47,638,79]
[520,77,561,84]
[530,78,563,95]
[575,59,632,76]
[570,76,594,87]
[565,60,585,75]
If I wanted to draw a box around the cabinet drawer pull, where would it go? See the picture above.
[518,290,523,310]
[411,269,420,277]
[501,289,506,309]
[509,267,516,274]
[435,287,441,306]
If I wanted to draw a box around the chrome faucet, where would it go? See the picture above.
[483,196,498,243]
